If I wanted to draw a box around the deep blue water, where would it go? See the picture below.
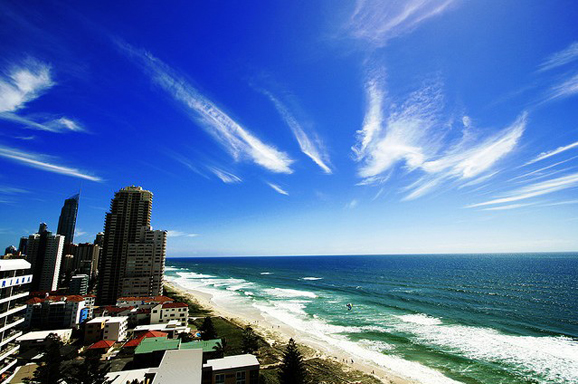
[165,254,578,383]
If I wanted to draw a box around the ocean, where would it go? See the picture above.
[165,254,578,384]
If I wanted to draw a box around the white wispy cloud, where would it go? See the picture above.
[207,166,242,184]
[166,230,199,238]
[117,41,294,174]
[0,113,85,133]
[524,141,578,166]
[468,171,578,208]
[539,41,578,72]
[353,76,526,199]
[262,90,332,174]
[345,199,359,209]
[346,0,455,47]
[266,182,289,196]
[0,186,28,194]
[0,60,53,113]
[482,203,536,211]
[0,145,101,182]
[0,61,85,133]
[547,73,578,101]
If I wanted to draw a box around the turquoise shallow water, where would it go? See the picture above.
[165,254,578,383]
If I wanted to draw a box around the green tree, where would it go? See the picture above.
[178,331,194,342]
[213,338,228,358]
[198,317,217,340]
[28,333,63,384]
[278,339,307,384]
[241,326,259,354]
[66,355,111,384]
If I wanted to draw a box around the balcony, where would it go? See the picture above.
[0,305,26,320]
[0,357,17,376]
[0,317,24,334]
[0,330,22,349]
[0,292,29,306]
[0,343,19,362]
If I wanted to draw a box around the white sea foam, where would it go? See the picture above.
[176,271,215,279]
[396,314,443,326]
[252,302,460,384]
[302,277,323,281]
[260,272,272,275]
[393,314,578,383]
[164,266,181,271]
[264,288,318,298]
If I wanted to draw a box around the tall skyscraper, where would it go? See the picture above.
[97,186,166,305]
[26,223,64,292]
[57,193,80,244]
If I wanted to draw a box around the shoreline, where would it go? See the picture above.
[165,280,413,384]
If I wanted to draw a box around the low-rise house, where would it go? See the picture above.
[133,336,221,368]
[150,302,188,326]
[24,295,88,330]
[133,320,189,338]
[123,331,168,349]
[87,339,115,355]
[84,316,128,344]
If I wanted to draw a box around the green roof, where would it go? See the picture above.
[134,337,180,354]
[180,339,221,353]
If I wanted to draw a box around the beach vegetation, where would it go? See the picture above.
[213,339,228,358]
[199,316,218,340]
[242,326,260,354]
[278,338,308,384]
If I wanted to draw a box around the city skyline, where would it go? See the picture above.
[1,1,578,256]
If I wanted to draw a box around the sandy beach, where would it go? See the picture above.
[165,280,414,384]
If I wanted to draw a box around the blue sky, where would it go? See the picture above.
[1,1,578,256]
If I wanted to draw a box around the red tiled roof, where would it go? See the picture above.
[88,340,115,350]
[123,331,168,348]
[136,308,151,314]
[26,295,86,304]
[117,296,174,303]
[161,302,188,309]
[104,305,134,313]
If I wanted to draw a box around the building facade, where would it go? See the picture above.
[69,274,89,295]
[0,258,32,377]
[56,193,79,245]
[97,186,166,305]
[24,295,88,330]
[150,302,188,326]
[26,224,64,292]
[123,227,166,297]
[75,243,100,280]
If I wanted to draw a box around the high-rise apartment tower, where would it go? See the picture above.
[96,186,166,305]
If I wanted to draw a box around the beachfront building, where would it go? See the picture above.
[84,316,128,344]
[97,186,167,305]
[150,302,188,326]
[133,337,221,368]
[203,354,260,384]
[26,223,64,292]
[0,258,32,377]
[24,295,89,330]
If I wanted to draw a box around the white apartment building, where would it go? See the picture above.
[150,302,188,326]
[85,316,128,344]
[0,259,32,376]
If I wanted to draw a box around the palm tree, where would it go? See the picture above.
[213,339,228,358]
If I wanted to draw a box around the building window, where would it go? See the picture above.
[236,371,246,384]
[215,374,225,384]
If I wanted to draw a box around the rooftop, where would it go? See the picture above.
[87,316,129,324]
[17,329,72,342]
[152,349,202,384]
[134,337,180,354]
[0,258,31,272]
[161,302,188,309]
[117,296,173,303]
[88,340,115,350]
[205,354,260,371]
